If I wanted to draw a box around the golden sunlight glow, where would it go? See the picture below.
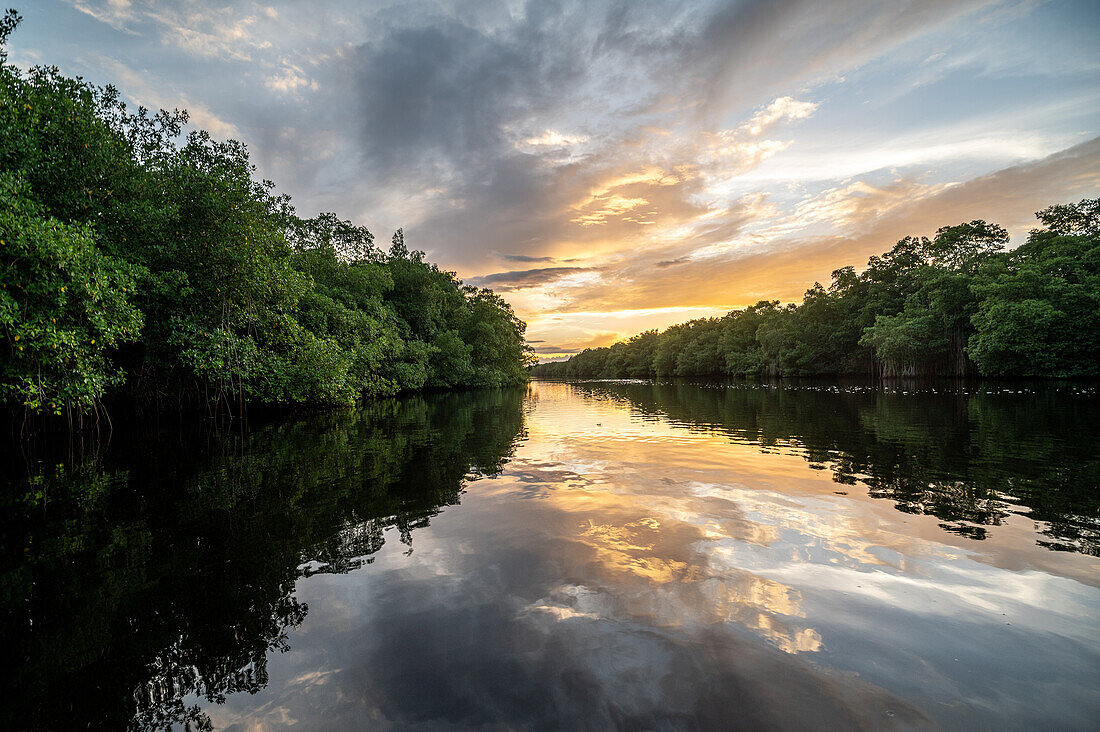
[496,382,1100,660]
[523,129,590,147]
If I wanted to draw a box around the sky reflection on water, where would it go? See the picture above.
[196,381,1100,730]
[4,381,1099,729]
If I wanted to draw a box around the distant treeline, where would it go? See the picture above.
[0,12,531,416]
[534,197,1100,380]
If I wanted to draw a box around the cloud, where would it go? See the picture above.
[521,130,590,147]
[743,96,819,136]
[550,137,1100,315]
[499,254,557,263]
[41,0,1100,360]
[336,2,879,272]
[468,266,591,292]
[655,257,691,268]
[66,1,280,60]
[86,54,241,138]
[265,64,318,95]
[68,0,140,33]
[533,345,580,355]
[351,14,584,177]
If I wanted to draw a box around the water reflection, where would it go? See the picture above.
[565,379,1100,555]
[0,390,527,730]
[3,381,1100,730]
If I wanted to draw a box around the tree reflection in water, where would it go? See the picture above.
[4,380,1097,730]
[0,389,527,731]
[562,379,1100,555]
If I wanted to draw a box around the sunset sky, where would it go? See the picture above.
[15,0,1100,360]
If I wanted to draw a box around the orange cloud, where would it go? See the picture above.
[520,137,1100,348]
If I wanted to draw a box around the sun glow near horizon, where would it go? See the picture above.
[24,0,1100,357]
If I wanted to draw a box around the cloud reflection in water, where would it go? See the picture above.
[201,381,1100,730]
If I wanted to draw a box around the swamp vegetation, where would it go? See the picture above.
[0,11,531,418]
[533,200,1100,380]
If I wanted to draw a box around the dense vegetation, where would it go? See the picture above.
[0,12,530,416]
[534,200,1100,380]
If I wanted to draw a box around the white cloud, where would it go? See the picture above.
[742,97,820,137]
[65,1,278,61]
[522,130,590,147]
[86,54,241,139]
[68,0,138,33]
[265,65,318,94]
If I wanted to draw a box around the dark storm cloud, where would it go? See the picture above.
[352,3,589,174]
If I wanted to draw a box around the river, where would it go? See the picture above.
[3,379,1099,729]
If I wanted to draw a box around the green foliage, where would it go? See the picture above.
[534,203,1098,380]
[0,174,142,413]
[0,18,529,414]
[968,204,1100,377]
[860,310,948,373]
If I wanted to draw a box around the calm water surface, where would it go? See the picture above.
[3,380,1100,730]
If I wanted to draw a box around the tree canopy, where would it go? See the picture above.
[0,11,532,415]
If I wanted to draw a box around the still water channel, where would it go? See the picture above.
[3,380,1099,730]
